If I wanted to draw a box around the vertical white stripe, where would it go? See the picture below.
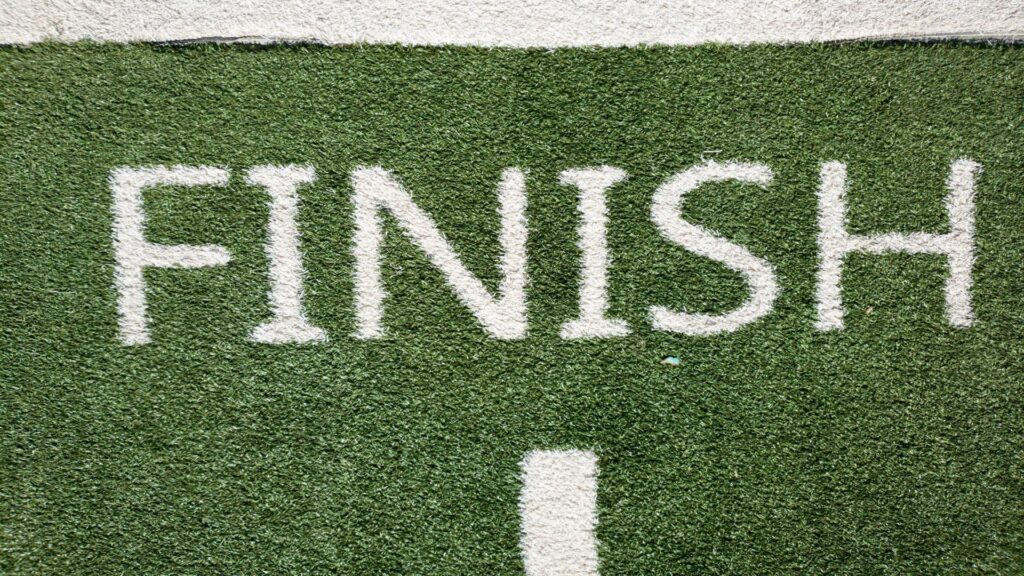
[943,159,979,328]
[351,169,386,339]
[246,164,327,344]
[519,450,600,576]
[814,161,849,331]
[559,167,630,340]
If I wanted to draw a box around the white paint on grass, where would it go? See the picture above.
[111,165,232,345]
[4,1,1023,46]
[107,160,984,343]
[350,167,528,340]
[560,167,630,340]
[246,165,327,344]
[815,159,980,330]
[649,160,779,335]
[519,450,600,576]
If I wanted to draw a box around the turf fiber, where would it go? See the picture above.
[1,42,1023,574]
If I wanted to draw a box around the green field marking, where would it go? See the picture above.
[2,43,1023,575]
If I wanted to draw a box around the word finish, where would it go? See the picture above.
[110,159,980,345]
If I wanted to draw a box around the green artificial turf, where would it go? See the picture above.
[1,42,1023,575]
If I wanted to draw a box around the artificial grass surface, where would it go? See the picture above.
[1,42,1023,574]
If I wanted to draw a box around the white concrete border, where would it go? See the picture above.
[3,1,1022,46]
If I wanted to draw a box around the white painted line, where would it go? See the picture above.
[560,167,631,340]
[246,165,328,344]
[519,450,600,576]
[649,160,779,336]
[350,167,528,340]
[110,165,232,345]
[814,159,979,331]
[4,0,1022,46]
